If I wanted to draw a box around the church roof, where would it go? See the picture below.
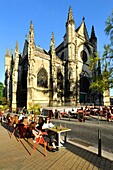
[36,46,49,54]
[55,42,64,54]
[76,17,89,41]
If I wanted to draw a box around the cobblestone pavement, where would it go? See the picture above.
[52,117,113,154]
[0,122,113,170]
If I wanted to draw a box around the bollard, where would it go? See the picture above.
[98,129,101,157]
[69,114,70,121]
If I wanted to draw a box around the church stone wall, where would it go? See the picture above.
[5,7,109,110]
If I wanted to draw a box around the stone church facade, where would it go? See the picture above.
[5,7,100,110]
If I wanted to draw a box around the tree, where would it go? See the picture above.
[89,51,112,105]
[104,10,113,88]
[0,82,4,105]
[89,10,113,105]
[105,9,113,46]
[89,52,104,105]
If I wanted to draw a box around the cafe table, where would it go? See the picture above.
[49,126,71,150]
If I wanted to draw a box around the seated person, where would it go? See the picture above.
[30,122,57,152]
[30,122,42,140]
[42,117,54,129]
[6,113,11,124]
[12,117,29,137]
[37,117,45,130]
[42,117,64,146]
[10,115,19,130]
[18,113,25,122]
[21,117,29,126]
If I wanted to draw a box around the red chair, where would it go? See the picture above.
[30,133,47,157]
[77,109,85,122]
[18,125,28,142]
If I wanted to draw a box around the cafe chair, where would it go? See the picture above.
[18,125,28,142]
[30,135,47,157]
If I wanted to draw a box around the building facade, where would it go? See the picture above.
[5,7,99,110]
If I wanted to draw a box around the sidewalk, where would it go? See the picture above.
[0,122,113,170]
[90,115,107,121]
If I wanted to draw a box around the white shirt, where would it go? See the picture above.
[18,114,25,121]
[42,122,54,129]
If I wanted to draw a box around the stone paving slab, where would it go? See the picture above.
[0,122,113,170]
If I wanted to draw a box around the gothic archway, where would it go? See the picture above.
[80,76,89,93]
[57,71,63,99]
[80,76,90,103]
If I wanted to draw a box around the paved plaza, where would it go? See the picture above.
[0,122,113,170]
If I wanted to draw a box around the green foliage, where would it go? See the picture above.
[104,11,113,91]
[105,9,113,45]
[0,97,10,111]
[2,97,10,106]
[89,9,113,96]
[0,82,4,103]
[103,44,111,57]
[29,103,41,115]
[89,77,104,94]
[89,51,112,94]
[0,104,9,111]
[89,52,100,71]
[0,105,3,111]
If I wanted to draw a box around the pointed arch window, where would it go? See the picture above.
[22,64,27,89]
[80,50,87,63]
[57,71,63,91]
[37,68,48,88]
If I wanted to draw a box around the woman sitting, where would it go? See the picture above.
[37,117,45,130]
[6,113,11,125]
[21,117,29,126]
[29,122,42,141]
[11,116,29,139]
[30,122,57,152]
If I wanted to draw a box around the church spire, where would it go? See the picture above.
[68,6,74,21]
[67,6,75,24]
[5,48,11,61]
[50,32,55,49]
[50,32,56,72]
[50,32,55,55]
[15,41,19,52]
[65,6,75,61]
[5,48,12,73]
[6,48,9,56]
[90,25,97,51]
[90,25,97,40]
[29,20,34,44]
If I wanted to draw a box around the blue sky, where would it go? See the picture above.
[0,0,113,95]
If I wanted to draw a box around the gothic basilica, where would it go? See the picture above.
[5,7,100,110]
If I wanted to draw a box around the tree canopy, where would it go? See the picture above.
[0,82,4,104]
[89,10,113,104]
[105,9,113,46]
